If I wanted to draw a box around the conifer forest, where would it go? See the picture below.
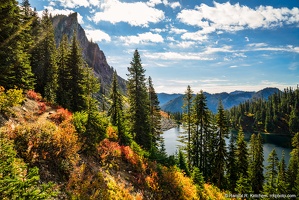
[0,0,299,199]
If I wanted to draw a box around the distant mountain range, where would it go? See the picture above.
[158,87,280,113]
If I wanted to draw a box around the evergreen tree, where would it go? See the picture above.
[287,132,299,193]
[108,71,130,145]
[57,34,72,109]
[178,149,190,176]
[148,76,162,151]
[190,91,209,172]
[235,174,252,195]
[264,149,279,194]
[226,132,237,192]
[289,109,299,134]
[214,100,228,188]
[0,0,35,90]
[276,151,289,194]
[127,50,151,150]
[182,85,193,169]
[235,127,248,178]
[248,133,264,193]
[33,10,58,102]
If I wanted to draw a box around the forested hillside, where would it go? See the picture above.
[229,86,299,135]
[1,0,299,199]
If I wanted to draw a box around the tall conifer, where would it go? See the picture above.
[127,50,151,150]
[182,85,193,169]
[0,0,35,90]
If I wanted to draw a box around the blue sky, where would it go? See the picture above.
[26,0,299,94]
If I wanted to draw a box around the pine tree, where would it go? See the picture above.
[108,71,130,145]
[287,132,299,193]
[276,151,289,194]
[0,0,35,90]
[148,76,162,151]
[182,85,193,169]
[235,127,248,178]
[248,133,264,193]
[178,149,190,176]
[32,10,58,102]
[127,49,151,150]
[57,34,72,109]
[226,132,237,192]
[214,100,228,188]
[190,91,209,171]
[264,149,279,194]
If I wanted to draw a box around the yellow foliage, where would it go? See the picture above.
[201,184,228,200]
[0,86,24,113]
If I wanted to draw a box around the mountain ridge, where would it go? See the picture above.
[159,87,280,113]
[51,13,126,94]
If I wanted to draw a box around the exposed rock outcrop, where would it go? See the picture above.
[51,13,126,94]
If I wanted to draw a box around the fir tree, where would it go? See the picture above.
[248,133,264,194]
[0,0,35,90]
[235,127,248,178]
[276,151,289,194]
[190,91,209,171]
[226,132,237,192]
[127,50,151,150]
[57,34,72,109]
[108,71,130,145]
[287,132,299,193]
[148,76,162,151]
[32,10,58,102]
[264,149,279,194]
[182,85,193,169]
[214,100,228,189]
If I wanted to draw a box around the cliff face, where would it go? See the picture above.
[51,13,126,94]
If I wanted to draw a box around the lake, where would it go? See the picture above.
[162,126,292,166]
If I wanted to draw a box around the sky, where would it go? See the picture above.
[25,0,299,94]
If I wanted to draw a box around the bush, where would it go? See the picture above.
[0,86,24,114]
[50,108,72,124]
[0,133,58,199]
[9,121,80,181]
[26,90,42,101]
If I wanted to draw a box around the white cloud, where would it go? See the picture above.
[229,65,238,68]
[143,52,214,61]
[150,28,167,33]
[169,27,188,34]
[162,0,181,9]
[247,43,268,47]
[119,32,164,45]
[176,41,196,48]
[204,45,233,54]
[85,29,111,42]
[39,6,84,24]
[167,37,175,41]
[92,0,165,27]
[147,0,162,7]
[177,2,299,38]
[89,0,102,7]
[245,37,249,42]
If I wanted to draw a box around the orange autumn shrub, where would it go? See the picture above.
[159,166,199,200]
[50,108,72,124]
[26,90,42,101]
[10,121,80,181]
[97,139,122,164]
[38,102,46,115]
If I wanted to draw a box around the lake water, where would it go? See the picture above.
[162,127,292,166]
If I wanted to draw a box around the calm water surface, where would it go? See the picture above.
[162,127,292,166]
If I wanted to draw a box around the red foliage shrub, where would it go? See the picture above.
[121,146,138,165]
[49,108,72,124]
[38,102,46,115]
[97,139,121,164]
[26,90,42,101]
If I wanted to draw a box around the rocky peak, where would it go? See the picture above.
[51,13,126,94]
